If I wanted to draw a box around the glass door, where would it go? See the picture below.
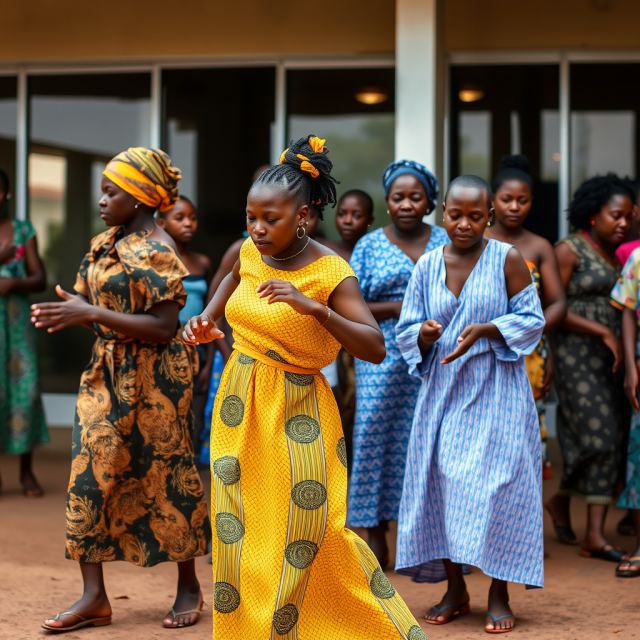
[450,64,560,243]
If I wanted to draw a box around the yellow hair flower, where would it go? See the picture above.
[309,137,326,153]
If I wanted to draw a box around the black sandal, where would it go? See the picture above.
[543,501,579,545]
[579,544,628,563]
[616,557,640,577]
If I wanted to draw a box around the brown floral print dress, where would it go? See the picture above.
[66,226,211,566]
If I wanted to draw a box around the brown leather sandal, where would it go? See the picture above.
[41,611,112,631]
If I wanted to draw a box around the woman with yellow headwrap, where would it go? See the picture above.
[33,148,211,632]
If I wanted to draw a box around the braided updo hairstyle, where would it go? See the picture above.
[252,135,338,219]
[568,173,636,230]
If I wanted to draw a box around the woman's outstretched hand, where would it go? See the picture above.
[441,323,495,364]
[30,285,92,332]
[257,279,319,316]
[182,314,225,346]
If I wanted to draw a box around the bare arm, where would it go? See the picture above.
[183,260,241,345]
[0,236,46,295]
[537,239,567,331]
[254,276,385,364]
[206,239,243,303]
[555,241,622,371]
[367,301,403,322]
[32,285,180,343]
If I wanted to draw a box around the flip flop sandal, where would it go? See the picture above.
[41,611,112,631]
[616,556,640,578]
[485,613,515,634]
[424,602,471,625]
[579,544,628,563]
[543,501,579,545]
[21,478,44,497]
[163,597,205,628]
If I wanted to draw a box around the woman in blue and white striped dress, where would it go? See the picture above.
[396,175,545,634]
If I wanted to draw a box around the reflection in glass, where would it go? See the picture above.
[450,65,560,242]
[0,76,17,218]
[162,67,275,262]
[28,73,151,393]
[459,112,491,180]
[571,112,635,191]
[287,68,395,240]
[570,63,640,195]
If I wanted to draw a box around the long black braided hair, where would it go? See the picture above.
[252,135,338,219]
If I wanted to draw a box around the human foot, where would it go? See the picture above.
[616,554,640,577]
[485,585,514,633]
[42,594,112,630]
[21,472,43,497]
[425,585,470,625]
[544,496,578,545]
[164,586,203,628]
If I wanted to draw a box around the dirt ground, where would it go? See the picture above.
[1,433,638,640]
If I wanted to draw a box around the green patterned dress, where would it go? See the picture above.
[0,219,49,454]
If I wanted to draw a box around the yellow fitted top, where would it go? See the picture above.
[225,238,356,370]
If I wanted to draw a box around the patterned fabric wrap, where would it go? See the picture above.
[0,220,48,454]
[348,226,449,528]
[209,237,423,639]
[103,147,181,213]
[524,260,551,475]
[610,247,640,510]
[395,239,545,588]
[555,233,627,505]
[382,160,439,213]
[66,226,210,566]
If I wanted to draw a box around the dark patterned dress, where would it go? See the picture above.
[0,220,48,454]
[555,233,628,505]
[65,226,210,566]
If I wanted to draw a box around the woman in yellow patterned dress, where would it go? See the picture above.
[34,148,210,632]
[184,136,426,640]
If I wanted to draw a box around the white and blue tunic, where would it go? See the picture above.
[395,239,545,587]
[348,225,449,528]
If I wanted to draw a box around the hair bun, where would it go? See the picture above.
[499,154,530,174]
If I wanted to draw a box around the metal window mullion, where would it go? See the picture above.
[15,69,28,221]
[559,55,570,240]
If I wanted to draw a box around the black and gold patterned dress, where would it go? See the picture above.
[555,233,628,505]
[65,226,211,566]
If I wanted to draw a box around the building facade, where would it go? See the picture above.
[1,0,639,423]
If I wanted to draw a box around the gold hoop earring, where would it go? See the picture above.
[296,225,306,239]
[486,220,491,227]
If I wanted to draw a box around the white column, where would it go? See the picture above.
[15,69,28,221]
[396,0,444,224]
[150,65,162,149]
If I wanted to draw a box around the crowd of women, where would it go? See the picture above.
[0,132,638,637]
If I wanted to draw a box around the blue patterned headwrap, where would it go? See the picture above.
[382,160,440,213]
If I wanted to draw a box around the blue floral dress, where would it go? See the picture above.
[348,225,449,527]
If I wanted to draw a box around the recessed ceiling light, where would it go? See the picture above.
[355,88,388,105]
[458,89,485,103]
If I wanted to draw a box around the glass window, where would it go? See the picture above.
[450,65,560,243]
[286,68,395,240]
[162,67,275,262]
[28,73,151,393]
[0,76,17,219]
[570,63,640,193]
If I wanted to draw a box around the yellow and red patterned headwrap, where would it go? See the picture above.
[103,147,181,213]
